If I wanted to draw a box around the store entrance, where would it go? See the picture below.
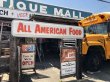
[37,38,61,68]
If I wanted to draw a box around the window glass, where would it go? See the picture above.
[84,22,107,34]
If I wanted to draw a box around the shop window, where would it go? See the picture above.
[2,26,11,32]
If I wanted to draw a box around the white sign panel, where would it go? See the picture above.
[0,7,91,20]
[11,20,84,39]
[0,8,13,18]
[61,61,76,76]
[0,7,36,20]
[21,53,35,69]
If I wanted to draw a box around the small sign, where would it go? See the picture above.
[61,61,76,76]
[21,44,36,69]
[21,53,35,69]
[60,48,76,76]
[21,44,35,53]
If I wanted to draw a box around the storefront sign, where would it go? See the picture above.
[0,7,36,19]
[0,8,12,18]
[60,48,76,76]
[0,0,92,20]
[11,20,84,39]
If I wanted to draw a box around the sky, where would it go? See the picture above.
[27,0,110,13]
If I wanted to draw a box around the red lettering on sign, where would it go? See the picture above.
[17,22,23,32]
[35,24,41,33]
[17,22,31,32]
[50,27,53,34]
[69,28,82,35]
[22,61,34,65]
[35,24,67,35]
[17,13,28,17]
[45,27,49,34]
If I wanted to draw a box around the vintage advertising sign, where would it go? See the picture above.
[21,44,35,53]
[11,20,84,39]
[21,53,35,69]
[21,44,35,69]
[60,48,76,76]
[0,0,92,20]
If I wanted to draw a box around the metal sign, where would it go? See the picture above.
[60,47,76,76]
[21,53,35,69]
[21,44,35,52]
[0,0,92,20]
[11,20,84,39]
[21,44,35,69]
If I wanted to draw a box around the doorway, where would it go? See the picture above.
[41,38,61,68]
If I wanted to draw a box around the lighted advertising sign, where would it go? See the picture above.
[11,20,84,39]
[60,48,76,76]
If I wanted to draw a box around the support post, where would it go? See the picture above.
[0,22,3,56]
[76,39,82,80]
[9,36,19,82]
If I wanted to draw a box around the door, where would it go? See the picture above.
[105,35,110,59]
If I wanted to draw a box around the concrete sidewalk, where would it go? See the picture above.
[20,67,107,82]
[0,73,9,82]
[1,66,110,82]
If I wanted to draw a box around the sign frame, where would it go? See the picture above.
[60,47,77,77]
[11,20,84,39]
[20,44,36,70]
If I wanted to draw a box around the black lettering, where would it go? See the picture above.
[0,10,8,15]
[4,10,8,15]
[0,10,3,15]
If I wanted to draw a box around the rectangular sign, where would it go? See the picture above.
[61,61,76,76]
[21,53,35,69]
[11,20,84,39]
[21,44,35,53]
[61,48,76,62]
[60,48,76,76]
[0,7,37,20]
[0,8,13,18]
[0,0,92,20]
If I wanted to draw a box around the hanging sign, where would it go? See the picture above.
[60,47,76,76]
[11,20,84,39]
